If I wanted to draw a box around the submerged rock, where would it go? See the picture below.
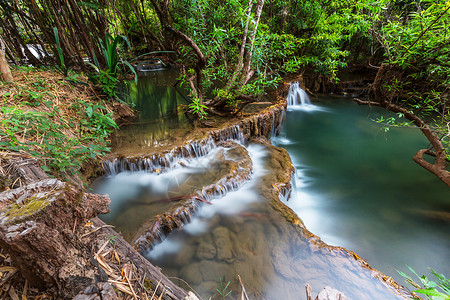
[196,235,217,260]
[212,226,234,263]
[181,263,202,285]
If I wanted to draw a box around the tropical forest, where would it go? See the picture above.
[0,0,449,299]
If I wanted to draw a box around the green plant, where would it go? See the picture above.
[188,98,208,119]
[53,27,71,77]
[0,100,118,177]
[88,32,137,99]
[216,277,232,299]
[397,266,450,300]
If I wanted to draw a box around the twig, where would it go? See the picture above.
[150,279,161,300]
[123,265,138,300]
[80,225,115,238]
[238,275,249,300]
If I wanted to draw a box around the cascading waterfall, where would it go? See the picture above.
[103,125,246,176]
[91,71,419,300]
[287,82,311,106]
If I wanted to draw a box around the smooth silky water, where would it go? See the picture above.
[92,74,449,299]
[272,93,450,286]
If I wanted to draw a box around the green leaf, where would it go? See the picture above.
[414,288,448,298]
[41,165,51,173]
[86,106,93,118]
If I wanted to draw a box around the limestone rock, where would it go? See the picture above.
[181,263,202,285]
[199,260,232,282]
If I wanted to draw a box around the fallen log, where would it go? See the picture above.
[0,159,190,299]
[0,179,110,298]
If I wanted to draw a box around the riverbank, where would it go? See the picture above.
[0,66,135,187]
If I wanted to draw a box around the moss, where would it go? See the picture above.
[5,198,49,220]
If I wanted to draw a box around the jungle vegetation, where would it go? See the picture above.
[0,0,449,185]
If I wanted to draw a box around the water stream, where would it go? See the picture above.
[92,73,449,299]
[273,91,450,285]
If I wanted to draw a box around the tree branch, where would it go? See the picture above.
[354,98,450,186]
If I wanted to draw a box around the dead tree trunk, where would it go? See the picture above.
[0,179,111,298]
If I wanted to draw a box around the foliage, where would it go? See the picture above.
[53,27,71,77]
[188,98,208,119]
[216,277,232,299]
[88,32,137,99]
[0,102,117,175]
[398,266,450,300]
[369,0,450,161]
[0,70,118,177]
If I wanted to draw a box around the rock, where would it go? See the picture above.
[196,234,216,260]
[196,281,218,299]
[173,244,196,266]
[184,291,200,300]
[73,283,118,300]
[212,226,233,262]
[181,263,202,285]
[199,260,232,282]
[271,247,299,280]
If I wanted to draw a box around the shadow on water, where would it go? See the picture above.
[273,96,450,286]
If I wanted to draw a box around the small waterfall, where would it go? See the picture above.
[287,82,311,106]
[134,142,254,252]
[103,125,250,176]
[103,136,218,176]
[271,107,286,138]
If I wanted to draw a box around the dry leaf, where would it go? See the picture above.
[114,250,120,264]
[96,240,110,256]
[0,266,17,272]
[113,282,133,295]
[9,286,20,300]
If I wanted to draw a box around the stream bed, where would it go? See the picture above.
[92,72,449,299]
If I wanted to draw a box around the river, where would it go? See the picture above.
[91,71,450,299]
[273,92,450,286]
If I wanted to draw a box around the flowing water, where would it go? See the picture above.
[92,74,449,299]
[273,89,450,285]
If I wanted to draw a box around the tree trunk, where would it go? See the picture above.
[240,0,265,86]
[0,35,13,81]
[150,0,207,102]
[0,179,111,298]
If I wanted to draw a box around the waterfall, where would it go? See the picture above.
[103,125,249,176]
[287,82,311,106]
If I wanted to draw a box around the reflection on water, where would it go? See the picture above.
[273,97,450,285]
[112,69,190,156]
